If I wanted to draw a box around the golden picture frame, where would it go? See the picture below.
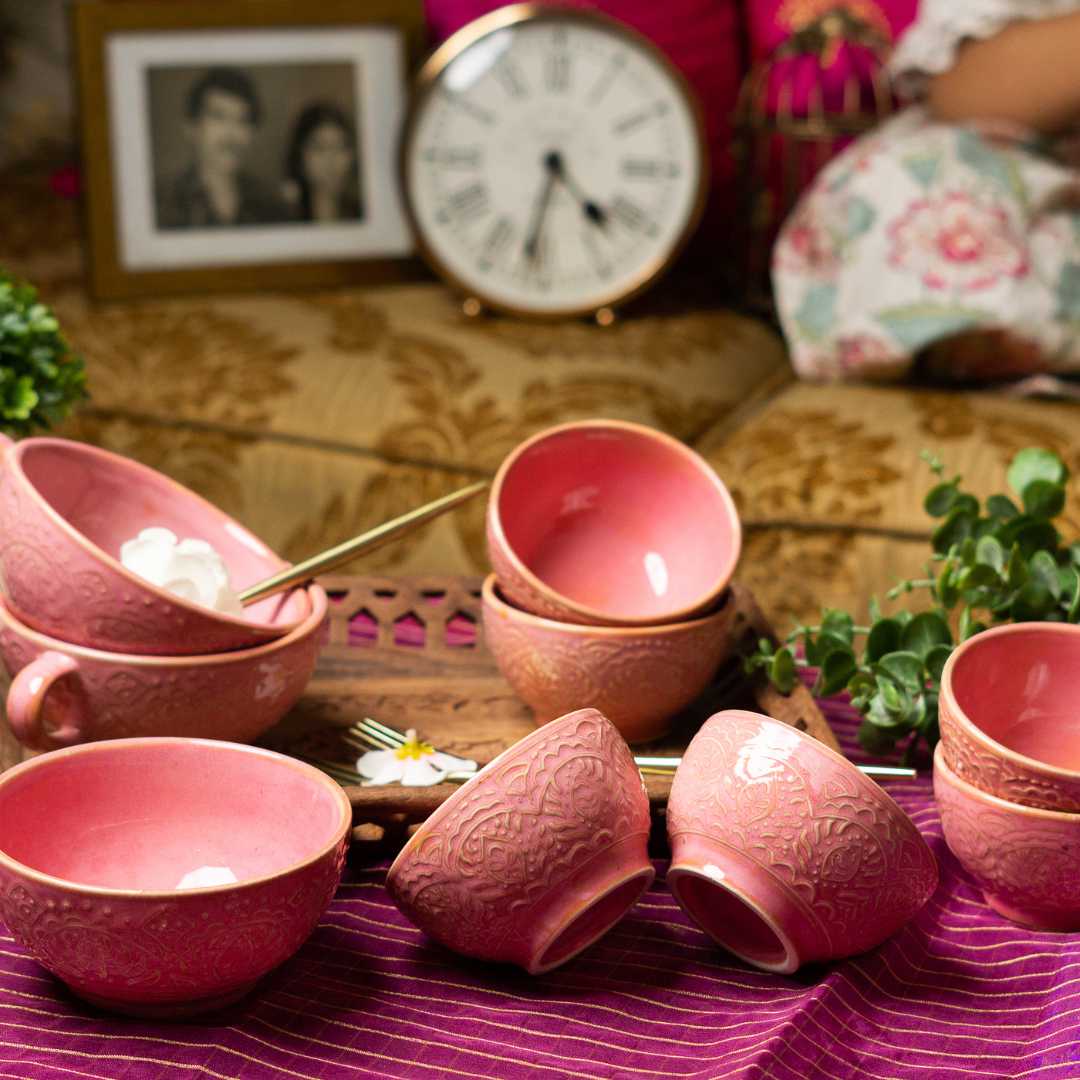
[73,0,427,300]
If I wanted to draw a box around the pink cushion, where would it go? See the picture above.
[423,0,743,242]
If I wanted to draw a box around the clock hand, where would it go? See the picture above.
[523,158,558,261]
[546,150,607,228]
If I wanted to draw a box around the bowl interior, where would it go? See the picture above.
[22,442,307,628]
[950,627,1080,771]
[497,426,737,620]
[0,742,344,891]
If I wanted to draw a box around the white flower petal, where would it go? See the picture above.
[356,749,398,780]
[429,752,477,772]
[400,758,446,786]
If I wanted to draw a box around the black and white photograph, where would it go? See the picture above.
[148,63,365,231]
[76,6,418,297]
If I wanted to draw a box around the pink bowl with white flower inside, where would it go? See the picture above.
[0,434,309,655]
[0,738,351,1017]
[386,708,654,974]
[667,710,937,973]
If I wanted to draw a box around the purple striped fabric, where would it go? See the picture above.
[2,690,1080,1078]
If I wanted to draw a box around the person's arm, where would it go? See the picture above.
[927,10,1080,134]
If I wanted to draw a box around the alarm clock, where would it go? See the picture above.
[400,4,708,320]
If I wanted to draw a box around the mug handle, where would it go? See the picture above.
[6,652,87,750]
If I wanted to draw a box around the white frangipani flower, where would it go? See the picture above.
[356,729,477,787]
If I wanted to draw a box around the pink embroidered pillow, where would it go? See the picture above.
[423,0,744,244]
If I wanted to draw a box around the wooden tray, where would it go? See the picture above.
[260,575,834,848]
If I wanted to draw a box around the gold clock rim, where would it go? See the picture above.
[399,3,711,321]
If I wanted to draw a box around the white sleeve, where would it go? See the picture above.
[888,0,1080,98]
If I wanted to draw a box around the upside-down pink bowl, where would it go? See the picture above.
[0,738,351,1017]
[0,434,309,655]
[939,622,1080,811]
[667,710,937,973]
[482,574,736,744]
[0,586,326,752]
[934,744,1080,930]
[487,420,741,626]
[386,708,654,974]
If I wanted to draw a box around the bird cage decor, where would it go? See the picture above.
[733,3,897,306]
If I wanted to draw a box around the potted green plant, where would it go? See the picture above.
[0,270,86,438]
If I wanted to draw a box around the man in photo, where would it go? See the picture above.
[155,66,288,229]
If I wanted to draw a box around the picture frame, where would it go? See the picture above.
[73,0,426,300]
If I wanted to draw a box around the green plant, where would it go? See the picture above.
[0,270,87,437]
[746,448,1076,762]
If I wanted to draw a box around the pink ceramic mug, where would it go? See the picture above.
[0,433,308,655]
[482,574,736,744]
[386,708,654,974]
[0,738,351,1017]
[487,419,741,626]
[934,744,1080,931]
[0,587,326,751]
[667,710,937,973]
[939,622,1080,811]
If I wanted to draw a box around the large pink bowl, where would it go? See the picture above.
[487,420,741,626]
[0,586,326,752]
[934,744,1080,930]
[0,738,350,1016]
[386,708,654,974]
[667,710,937,973]
[482,574,736,744]
[0,434,309,654]
[939,622,1080,811]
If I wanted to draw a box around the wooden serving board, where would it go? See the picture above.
[259,575,835,848]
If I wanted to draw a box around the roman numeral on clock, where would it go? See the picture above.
[610,195,659,236]
[445,182,489,222]
[477,216,514,271]
[495,58,528,99]
[422,146,483,169]
[621,159,680,180]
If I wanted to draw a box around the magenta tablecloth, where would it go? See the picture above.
[2,694,1079,1079]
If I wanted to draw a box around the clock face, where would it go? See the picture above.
[402,7,706,317]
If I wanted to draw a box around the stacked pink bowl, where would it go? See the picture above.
[935,622,1080,929]
[0,434,324,751]
[482,420,743,743]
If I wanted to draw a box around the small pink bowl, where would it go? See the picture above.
[0,434,309,655]
[0,738,351,1017]
[0,586,326,752]
[487,420,741,626]
[667,710,937,973]
[386,708,654,974]
[934,744,1080,930]
[482,574,736,744]
[940,622,1080,811]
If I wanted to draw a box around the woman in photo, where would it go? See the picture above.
[283,102,363,223]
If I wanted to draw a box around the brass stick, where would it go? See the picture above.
[239,480,489,606]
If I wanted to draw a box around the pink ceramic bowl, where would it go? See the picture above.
[0,738,350,1016]
[482,574,736,744]
[487,420,741,626]
[667,710,937,973]
[939,622,1080,812]
[0,586,326,752]
[386,708,654,974]
[0,434,309,655]
[934,744,1080,930]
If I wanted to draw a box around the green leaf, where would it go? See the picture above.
[805,630,851,668]
[932,510,976,555]
[986,494,1020,521]
[858,719,899,754]
[868,596,883,624]
[1070,542,1080,568]
[975,536,1005,573]
[1061,565,1080,621]
[874,677,910,720]
[820,609,855,646]
[924,482,959,518]
[819,649,857,697]
[901,612,953,658]
[865,618,901,661]
[1007,543,1030,589]
[958,564,1000,591]
[877,651,924,692]
[1012,520,1060,559]
[936,566,959,609]
[1007,448,1068,495]
[769,647,796,694]
[1012,580,1055,621]
[1021,479,1066,519]
[924,644,953,683]
[1029,550,1063,600]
